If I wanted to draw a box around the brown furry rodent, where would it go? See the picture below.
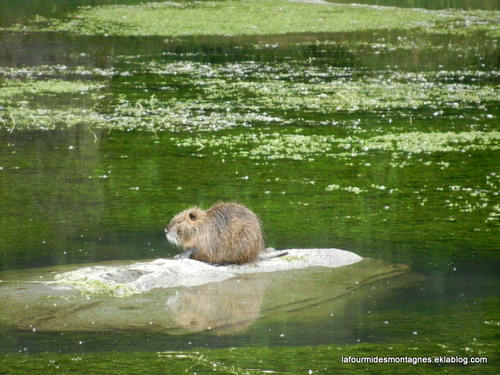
[165,202,264,264]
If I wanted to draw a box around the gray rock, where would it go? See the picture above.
[0,249,420,335]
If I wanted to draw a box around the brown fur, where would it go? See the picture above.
[165,203,264,264]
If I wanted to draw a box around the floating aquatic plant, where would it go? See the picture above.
[5,1,499,38]
[174,130,500,161]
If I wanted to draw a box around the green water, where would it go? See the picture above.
[0,0,499,373]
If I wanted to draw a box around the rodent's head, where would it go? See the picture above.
[165,207,207,247]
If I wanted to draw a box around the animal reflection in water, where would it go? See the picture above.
[166,274,262,334]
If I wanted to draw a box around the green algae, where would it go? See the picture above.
[6,0,500,39]
[53,276,139,298]
[1,1,498,135]
[0,79,102,98]
[1,62,498,132]
[361,130,500,153]
[174,130,500,160]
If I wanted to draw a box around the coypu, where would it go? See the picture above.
[165,203,264,265]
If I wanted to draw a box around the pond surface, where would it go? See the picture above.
[0,0,499,373]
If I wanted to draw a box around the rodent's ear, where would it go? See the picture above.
[189,212,197,221]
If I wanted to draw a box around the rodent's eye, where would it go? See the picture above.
[189,213,197,221]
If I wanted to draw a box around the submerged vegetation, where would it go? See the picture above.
[1,63,499,132]
[6,0,500,38]
[1,2,499,134]
[175,130,500,160]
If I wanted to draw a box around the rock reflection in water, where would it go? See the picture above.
[166,275,262,334]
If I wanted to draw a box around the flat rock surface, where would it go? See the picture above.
[55,248,363,294]
[0,249,421,334]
